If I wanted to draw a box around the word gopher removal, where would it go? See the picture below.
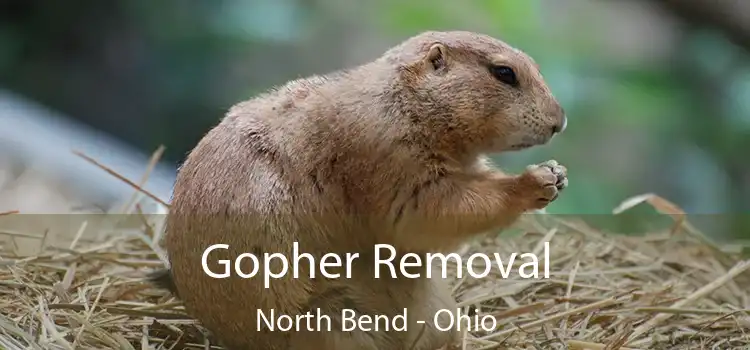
[201,242,551,288]
[149,30,569,350]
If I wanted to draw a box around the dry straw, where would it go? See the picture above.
[1,149,749,350]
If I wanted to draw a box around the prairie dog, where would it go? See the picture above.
[151,30,568,350]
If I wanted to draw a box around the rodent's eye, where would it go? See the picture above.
[489,65,518,87]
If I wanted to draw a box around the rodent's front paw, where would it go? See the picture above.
[518,160,567,210]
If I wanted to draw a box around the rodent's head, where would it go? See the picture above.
[382,31,567,154]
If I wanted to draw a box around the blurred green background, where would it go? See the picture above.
[0,0,748,239]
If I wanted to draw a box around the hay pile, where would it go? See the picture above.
[1,207,749,350]
[0,151,748,349]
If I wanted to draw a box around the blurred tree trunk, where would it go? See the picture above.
[645,0,750,237]
[650,0,750,51]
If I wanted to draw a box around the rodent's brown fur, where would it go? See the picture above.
[153,31,568,350]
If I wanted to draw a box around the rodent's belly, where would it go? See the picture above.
[310,266,456,314]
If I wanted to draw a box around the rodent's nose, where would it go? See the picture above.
[552,115,567,135]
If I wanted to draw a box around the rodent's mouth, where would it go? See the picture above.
[507,134,553,151]
[504,132,555,152]
[507,143,534,151]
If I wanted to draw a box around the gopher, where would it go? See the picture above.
[150,30,568,350]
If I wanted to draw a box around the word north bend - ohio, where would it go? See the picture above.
[257,307,498,333]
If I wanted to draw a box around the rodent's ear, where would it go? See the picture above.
[424,43,448,71]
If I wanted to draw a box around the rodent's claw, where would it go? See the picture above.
[540,159,567,190]
[520,159,568,210]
